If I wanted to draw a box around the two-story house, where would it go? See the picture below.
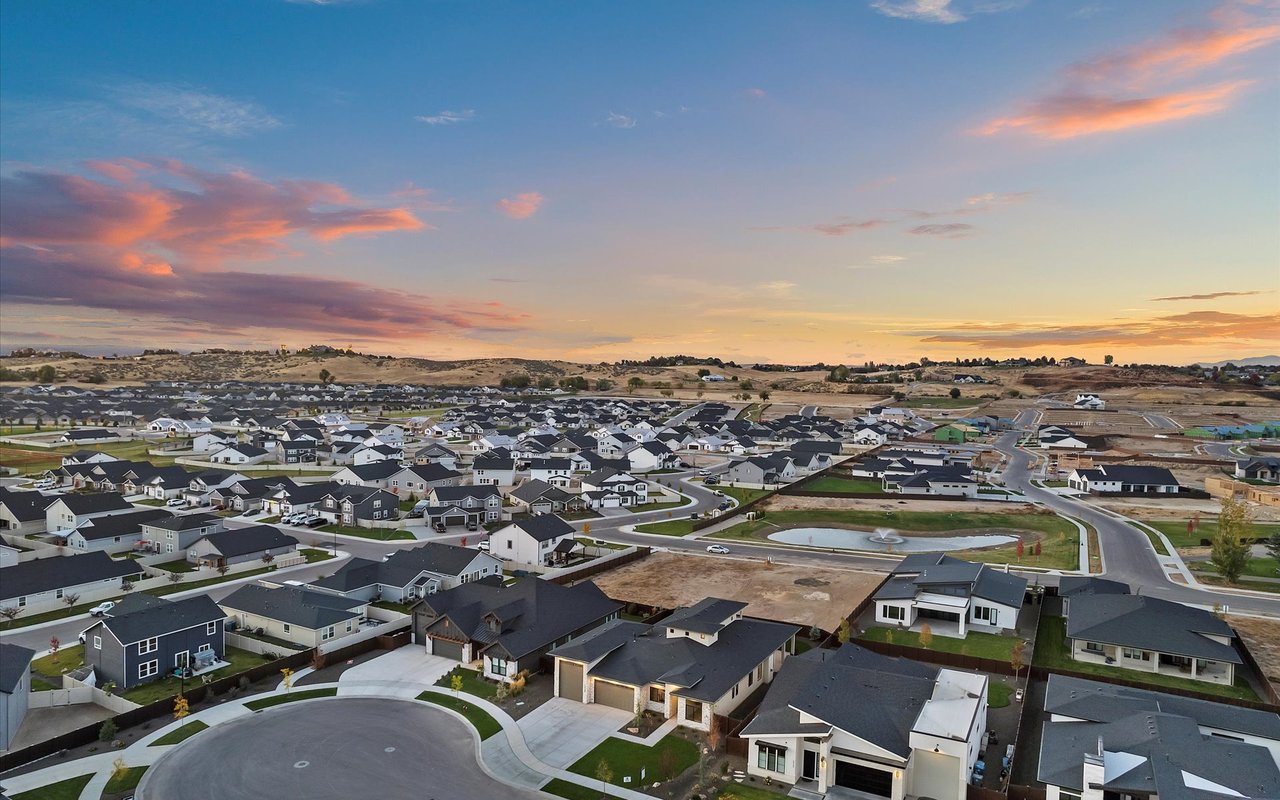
[81,594,227,690]
[488,515,578,567]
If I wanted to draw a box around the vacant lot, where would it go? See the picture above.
[1231,615,1280,697]
[591,551,883,630]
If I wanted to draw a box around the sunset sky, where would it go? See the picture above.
[1,0,1277,365]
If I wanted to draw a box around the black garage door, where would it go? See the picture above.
[834,760,893,798]
[430,637,464,661]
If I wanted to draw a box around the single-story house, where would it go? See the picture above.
[186,525,299,569]
[309,542,502,603]
[0,551,142,614]
[872,553,1026,636]
[220,583,367,648]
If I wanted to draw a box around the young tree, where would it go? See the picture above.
[217,564,230,578]
[49,636,61,665]
[173,694,190,721]
[836,618,851,644]
[1010,640,1026,682]
[62,592,80,609]
[918,623,933,649]
[1,606,25,628]
[280,667,294,691]
[595,758,614,797]
[1015,538,1025,559]
[450,672,464,697]
[1266,532,1280,570]
[98,719,118,742]
[1033,541,1042,557]
[168,570,183,584]
[1210,497,1253,584]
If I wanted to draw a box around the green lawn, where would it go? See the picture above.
[1033,616,1259,701]
[718,485,771,505]
[1191,556,1279,579]
[103,765,148,795]
[145,565,277,596]
[154,558,199,573]
[371,599,415,614]
[710,508,1079,570]
[150,719,209,745]
[301,547,336,563]
[988,681,1014,708]
[577,536,626,551]
[569,734,700,787]
[1132,524,1171,556]
[317,524,415,541]
[417,691,502,739]
[802,476,884,494]
[119,647,277,704]
[436,667,500,699]
[633,518,699,536]
[714,784,793,800]
[134,498,167,506]
[627,500,687,513]
[244,687,337,710]
[541,777,625,799]
[1195,575,1280,593]
[33,644,85,676]
[903,396,983,408]
[10,774,94,800]
[31,676,58,691]
[1147,519,1280,549]
[858,627,1019,661]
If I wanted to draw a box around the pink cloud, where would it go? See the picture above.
[497,192,545,220]
[978,5,1277,140]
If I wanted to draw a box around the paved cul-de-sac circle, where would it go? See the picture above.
[138,696,544,800]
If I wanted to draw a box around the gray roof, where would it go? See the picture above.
[142,512,221,532]
[1044,674,1280,741]
[311,542,487,593]
[0,487,49,522]
[1065,595,1240,663]
[50,492,133,515]
[0,551,142,599]
[552,608,798,703]
[421,577,622,660]
[0,642,36,695]
[664,598,748,634]
[1038,711,1280,800]
[741,644,939,757]
[221,584,364,630]
[72,508,172,541]
[878,554,1027,608]
[508,515,574,543]
[195,525,298,558]
[92,594,225,646]
[1058,576,1130,599]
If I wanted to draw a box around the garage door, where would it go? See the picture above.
[430,637,464,661]
[834,760,893,798]
[558,661,583,702]
[593,680,634,712]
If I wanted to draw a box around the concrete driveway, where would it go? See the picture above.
[338,646,457,687]
[517,697,631,768]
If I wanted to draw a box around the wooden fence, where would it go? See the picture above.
[546,546,651,585]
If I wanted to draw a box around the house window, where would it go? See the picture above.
[1122,648,1150,661]
[93,635,102,649]
[17,597,25,607]
[283,624,291,634]
[139,637,158,655]
[206,621,218,636]
[649,686,666,704]
[139,660,159,679]
[974,606,995,622]
[507,540,513,549]
[56,589,64,599]
[882,605,905,621]
[323,626,336,641]
[684,699,704,722]
[1058,793,1082,800]
[1084,642,1104,654]
[491,657,509,675]
[197,643,211,654]
[167,532,174,540]
[757,743,786,773]
[346,621,354,632]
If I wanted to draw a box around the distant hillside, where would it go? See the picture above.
[1194,356,1280,368]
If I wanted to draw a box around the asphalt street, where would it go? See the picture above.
[138,697,543,800]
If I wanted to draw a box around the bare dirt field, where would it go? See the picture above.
[1230,615,1280,695]
[591,551,883,630]
[766,495,1037,515]
[1093,496,1280,523]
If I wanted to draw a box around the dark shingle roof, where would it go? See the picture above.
[509,515,574,542]
[664,598,747,634]
[1065,595,1240,663]
[142,512,221,532]
[195,525,298,558]
[50,492,133,515]
[0,551,141,599]
[0,642,36,695]
[220,584,364,629]
[72,508,172,541]
[95,594,225,646]
[311,542,489,594]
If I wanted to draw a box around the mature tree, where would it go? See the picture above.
[626,376,644,394]
[949,387,961,399]
[1265,532,1280,571]
[696,368,711,377]
[318,368,332,384]
[1210,497,1253,584]
[3,606,29,628]
[1104,354,1114,365]
[594,378,613,391]
[36,365,57,383]
[758,390,770,401]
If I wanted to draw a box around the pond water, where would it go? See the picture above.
[767,526,1018,553]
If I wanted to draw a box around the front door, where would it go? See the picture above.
[803,750,818,781]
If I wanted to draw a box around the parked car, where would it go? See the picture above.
[703,476,719,486]
[697,469,710,477]
[689,513,701,520]
[718,501,731,511]
[713,490,724,497]
[89,601,116,617]
[477,541,491,552]
[305,516,326,527]
[165,497,186,507]
[705,544,730,554]
[33,478,56,490]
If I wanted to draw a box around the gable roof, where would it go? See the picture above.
[221,583,364,630]
[142,512,221,532]
[507,514,574,542]
[50,492,133,516]
[0,551,141,599]
[94,594,225,646]
[194,525,298,558]
[311,542,490,594]
[0,642,36,695]
[1066,595,1239,663]
[71,508,172,541]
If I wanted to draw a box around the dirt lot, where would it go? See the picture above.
[1230,615,1280,695]
[1094,496,1280,523]
[766,495,1037,514]
[591,551,883,630]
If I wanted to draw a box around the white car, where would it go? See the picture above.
[477,541,491,552]
[705,544,730,554]
[165,498,186,507]
[33,479,56,490]
[89,601,116,617]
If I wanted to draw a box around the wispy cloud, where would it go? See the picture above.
[107,82,281,137]
[757,280,797,295]
[603,111,637,129]
[907,223,975,238]
[870,0,1022,25]
[496,192,545,220]
[872,255,908,264]
[977,4,1279,139]
[754,218,887,237]
[0,160,518,340]
[745,87,768,98]
[414,109,476,125]
[1150,289,1267,302]
[904,310,1280,348]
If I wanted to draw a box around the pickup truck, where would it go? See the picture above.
[89,601,116,617]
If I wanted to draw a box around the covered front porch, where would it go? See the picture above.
[1071,642,1236,685]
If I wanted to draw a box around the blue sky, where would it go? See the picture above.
[1,0,1276,363]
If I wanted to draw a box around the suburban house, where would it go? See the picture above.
[741,644,987,800]
[0,642,35,751]
[0,551,142,614]
[275,440,317,464]
[309,542,502,602]
[207,443,270,466]
[1235,457,1280,483]
[549,598,799,731]
[185,525,299,569]
[1038,674,1279,800]
[220,583,367,648]
[412,443,460,470]
[388,464,462,496]
[527,457,574,487]
[426,485,504,526]
[331,461,403,489]
[626,441,680,473]
[414,576,622,682]
[891,469,979,498]
[44,492,134,534]
[58,429,120,445]
[872,554,1026,636]
[0,488,49,534]
[1073,393,1106,410]
[81,594,227,690]
[139,513,224,556]
[472,456,517,486]
[1063,591,1241,685]
[580,468,649,508]
[507,480,584,515]
[724,455,796,486]
[316,486,399,527]
[488,515,578,567]
[64,508,172,553]
[1067,465,1181,494]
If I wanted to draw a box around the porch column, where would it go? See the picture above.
[1191,659,1198,679]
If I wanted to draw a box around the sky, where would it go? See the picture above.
[1,0,1277,366]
